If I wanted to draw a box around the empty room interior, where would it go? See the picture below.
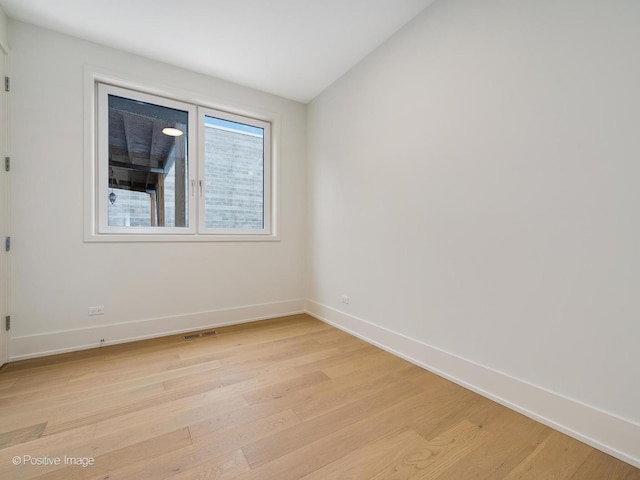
[0,0,639,478]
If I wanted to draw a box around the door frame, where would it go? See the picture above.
[0,42,10,367]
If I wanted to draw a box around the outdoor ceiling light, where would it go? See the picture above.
[162,127,184,137]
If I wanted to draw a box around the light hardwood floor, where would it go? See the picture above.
[0,314,638,479]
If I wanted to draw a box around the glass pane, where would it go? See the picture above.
[107,94,189,227]
[203,116,264,229]
[107,189,152,227]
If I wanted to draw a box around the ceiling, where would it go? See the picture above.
[0,0,435,103]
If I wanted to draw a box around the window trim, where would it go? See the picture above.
[83,68,280,243]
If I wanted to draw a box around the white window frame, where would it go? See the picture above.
[84,70,279,242]
[198,107,272,236]
[96,83,198,235]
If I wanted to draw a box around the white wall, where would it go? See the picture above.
[307,0,640,467]
[8,20,307,358]
[0,7,7,49]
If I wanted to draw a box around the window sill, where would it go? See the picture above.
[83,232,280,243]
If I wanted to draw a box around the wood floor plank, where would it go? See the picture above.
[175,318,331,362]
[0,425,96,461]
[0,426,97,478]
[290,342,378,376]
[570,450,640,480]
[406,379,486,441]
[184,398,295,442]
[437,404,551,479]
[232,392,439,480]
[30,427,192,480]
[0,422,47,449]
[369,420,492,480]
[94,448,250,480]
[41,374,224,436]
[241,370,331,405]
[217,333,360,380]
[321,347,410,379]
[291,365,419,421]
[0,371,16,389]
[0,376,164,416]
[241,379,423,469]
[92,391,246,444]
[167,449,250,480]
[90,410,299,480]
[234,383,487,480]
[503,431,594,479]
[190,408,301,446]
[298,428,430,480]
[39,383,172,435]
[0,314,636,480]
[0,356,224,408]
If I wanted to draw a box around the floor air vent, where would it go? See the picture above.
[184,330,218,340]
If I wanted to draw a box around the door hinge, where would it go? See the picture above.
[4,76,9,92]
[4,236,9,252]
[4,157,9,172]
[5,316,9,331]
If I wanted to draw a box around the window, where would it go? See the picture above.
[98,84,195,234]
[93,81,274,240]
[200,109,271,234]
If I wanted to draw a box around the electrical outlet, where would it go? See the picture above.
[340,295,350,304]
[88,306,105,316]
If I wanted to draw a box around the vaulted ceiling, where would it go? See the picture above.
[0,0,435,103]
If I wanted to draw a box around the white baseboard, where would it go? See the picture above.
[10,299,305,361]
[305,299,640,469]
